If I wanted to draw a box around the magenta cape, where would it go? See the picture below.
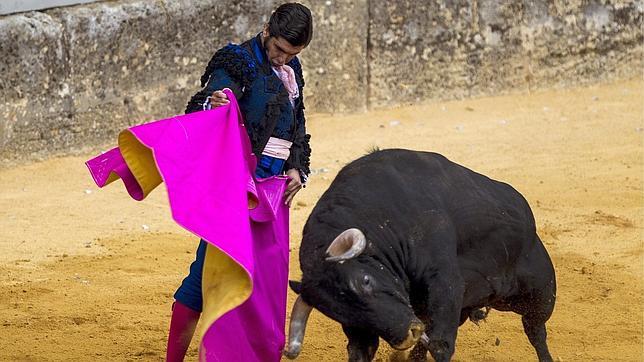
[85,90,289,361]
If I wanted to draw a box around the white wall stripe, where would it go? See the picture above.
[0,0,104,15]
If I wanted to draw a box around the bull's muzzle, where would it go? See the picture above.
[392,319,425,350]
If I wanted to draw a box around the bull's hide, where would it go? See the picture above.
[85,89,290,362]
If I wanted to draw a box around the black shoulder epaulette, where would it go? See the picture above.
[200,44,258,89]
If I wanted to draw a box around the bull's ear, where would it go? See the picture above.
[289,280,303,295]
[325,228,367,262]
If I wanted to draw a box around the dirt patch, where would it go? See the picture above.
[0,78,642,361]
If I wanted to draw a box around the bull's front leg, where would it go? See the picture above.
[420,274,464,362]
[342,325,379,362]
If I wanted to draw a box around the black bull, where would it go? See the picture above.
[284,150,556,362]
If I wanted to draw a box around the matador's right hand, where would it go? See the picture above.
[209,89,231,107]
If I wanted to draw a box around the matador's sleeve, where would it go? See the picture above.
[185,44,257,114]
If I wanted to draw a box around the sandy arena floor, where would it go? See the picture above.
[0,79,642,361]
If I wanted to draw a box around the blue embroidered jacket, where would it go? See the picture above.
[185,34,311,178]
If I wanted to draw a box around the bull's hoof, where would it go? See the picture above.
[469,307,491,325]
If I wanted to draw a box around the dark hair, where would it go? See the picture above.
[267,3,313,47]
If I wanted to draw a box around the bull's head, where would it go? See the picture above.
[284,228,425,359]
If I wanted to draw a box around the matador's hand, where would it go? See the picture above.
[284,168,303,207]
[209,89,230,107]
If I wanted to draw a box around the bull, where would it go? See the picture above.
[284,149,556,362]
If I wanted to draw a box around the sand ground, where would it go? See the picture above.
[0,78,642,361]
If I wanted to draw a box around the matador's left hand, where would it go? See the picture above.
[284,168,303,207]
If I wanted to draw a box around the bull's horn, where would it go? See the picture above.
[283,295,313,359]
[325,228,367,262]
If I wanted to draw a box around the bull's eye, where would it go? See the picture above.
[363,275,371,286]
[361,275,373,293]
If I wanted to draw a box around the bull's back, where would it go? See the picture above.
[314,149,536,254]
[331,149,530,218]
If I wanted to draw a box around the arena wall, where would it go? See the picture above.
[0,0,641,162]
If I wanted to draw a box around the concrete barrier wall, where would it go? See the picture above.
[368,1,643,107]
[0,0,641,162]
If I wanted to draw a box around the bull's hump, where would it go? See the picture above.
[332,150,447,187]
[344,149,447,173]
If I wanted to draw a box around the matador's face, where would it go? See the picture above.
[262,26,306,68]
